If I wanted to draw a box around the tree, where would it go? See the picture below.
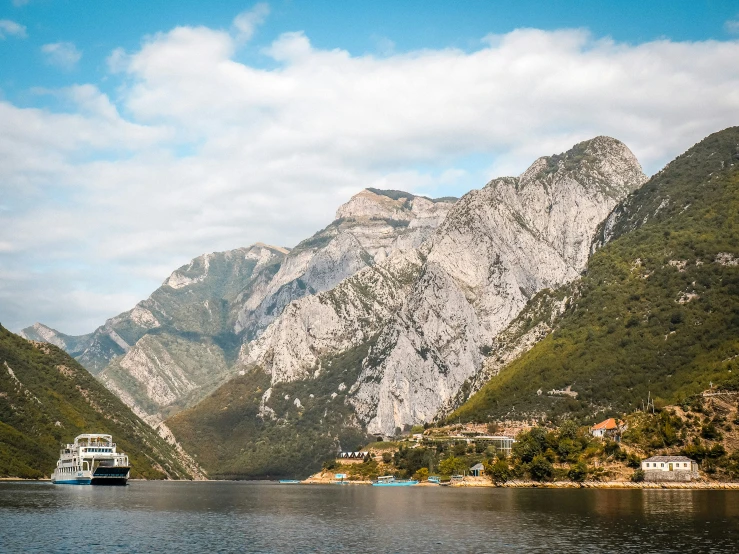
[631,469,645,482]
[486,458,511,485]
[382,452,392,464]
[439,456,468,476]
[513,427,548,463]
[567,461,588,482]
[413,467,429,481]
[528,454,553,481]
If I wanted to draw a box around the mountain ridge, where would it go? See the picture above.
[451,126,739,423]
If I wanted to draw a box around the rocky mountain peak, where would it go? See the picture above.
[334,188,456,222]
[335,189,413,221]
[19,322,67,348]
[164,244,287,290]
[520,136,646,198]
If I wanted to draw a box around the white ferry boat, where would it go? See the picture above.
[51,434,130,485]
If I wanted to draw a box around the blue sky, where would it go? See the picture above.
[1,0,739,334]
[3,1,738,104]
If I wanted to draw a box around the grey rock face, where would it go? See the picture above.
[249,137,646,436]
[23,243,288,419]
[233,189,455,339]
[354,137,645,435]
[26,190,453,426]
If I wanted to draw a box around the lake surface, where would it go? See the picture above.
[1,481,738,553]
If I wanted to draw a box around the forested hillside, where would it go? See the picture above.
[0,325,197,479]
[452,127,739,423]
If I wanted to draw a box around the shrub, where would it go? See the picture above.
[528,454,554,481]
[631,469,645,482]
[568,461,588,482]
[700,423,722,441]
[486,458,511,485]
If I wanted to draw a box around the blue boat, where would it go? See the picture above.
[372,476,418,487]
[428,476,441,484]
[278,480,301,484]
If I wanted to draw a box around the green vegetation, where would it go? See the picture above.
[366,188,457,204]
[0,325,193,479]
[452,127,739,423]
[167,339,376,479]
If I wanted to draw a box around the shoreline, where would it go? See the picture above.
[301,476,739,489]
[3,476,738,489]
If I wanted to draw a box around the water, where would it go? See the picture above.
[1,481,738,553]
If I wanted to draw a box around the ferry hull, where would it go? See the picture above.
[52,478,92,485]
[52,466,129,486]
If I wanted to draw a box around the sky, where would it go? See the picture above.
[1,0,739,335]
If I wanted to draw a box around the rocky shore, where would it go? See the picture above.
[301,471,739,489]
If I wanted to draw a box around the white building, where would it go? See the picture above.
[641,456,698,481]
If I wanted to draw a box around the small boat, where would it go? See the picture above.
[372,475,418,487]
[278,480,301,484]
[428,476,441,484]
[51,434,130,486]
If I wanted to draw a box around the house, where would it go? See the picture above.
[590,418,626,438]
[641,456,699,482]
[469,463,485,477]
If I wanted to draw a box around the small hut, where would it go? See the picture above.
[470,463,485,477]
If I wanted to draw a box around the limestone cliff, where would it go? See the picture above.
[248,137,646,435]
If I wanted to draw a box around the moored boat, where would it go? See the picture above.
[51,434,130,486]
[372,475,418,487]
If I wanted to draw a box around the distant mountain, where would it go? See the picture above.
[168,136,646,478]
[24,244,289,425]
[23,191,455,426]
[233,189,455,340]
[0,325,201,479]
[451,127,739,422]
[246,136,646,436]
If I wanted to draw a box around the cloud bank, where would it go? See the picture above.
[1,23,739,334]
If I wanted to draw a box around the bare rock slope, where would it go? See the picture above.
[248,137,646,435]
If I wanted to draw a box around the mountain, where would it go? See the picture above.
[0,324,202,479]
[23,244,288,375]
[451,127,739,423]
[167,135,646,478]
[244,136,646,435]
[233,189,456,339]
[21,244,289,426]
[23,191,455,426]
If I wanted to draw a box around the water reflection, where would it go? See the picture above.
[1,482,738,553]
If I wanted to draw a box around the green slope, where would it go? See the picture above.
[167,340,373,479]
[452,127,739,423]
[0,325,195,479]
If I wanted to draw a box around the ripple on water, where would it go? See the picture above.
[1,482,738,553]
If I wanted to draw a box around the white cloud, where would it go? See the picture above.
[2,25,739,334]
[41,41,82,69]
[232,3,270,42]
[726,18,739,34]
[12,0,31,6]
[0,19,26,39]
